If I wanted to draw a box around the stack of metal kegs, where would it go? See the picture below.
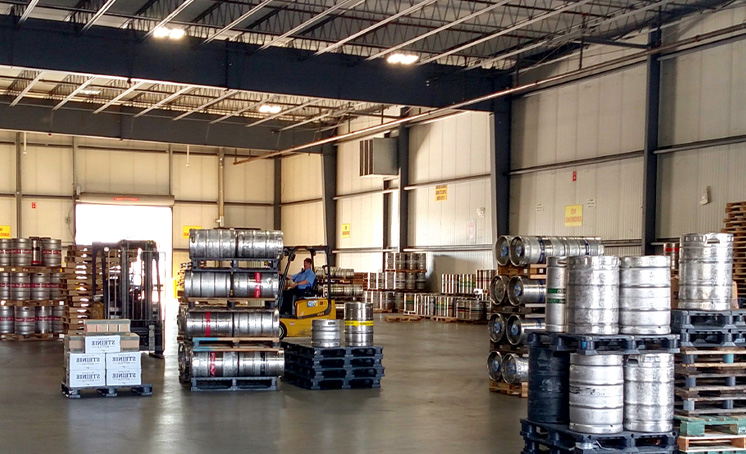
[0,237,65,340]
[178,228,284,392]
[362,252,427,313]
[516,241,679,454]
[316,266,363,303]
[434,272,487,322]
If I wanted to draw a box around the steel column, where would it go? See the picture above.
[397,110,410,252]
[321,142,337,266]
[642,29,662,255]
[491,97,511,240]
[274,157,281,230]
[72,136,79,240]
[15,132,22,237]
[217,148,225,227]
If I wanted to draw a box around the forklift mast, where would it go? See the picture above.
[277,245,333,318]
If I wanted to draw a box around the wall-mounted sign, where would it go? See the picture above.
[587,198,596,209]
[435,184,448,201]
[341,223,351,239]
[182,225,202,239]
[0,226,10,239]
[564,205,583,227]
[466,219,477,243]
[536,203,544,212]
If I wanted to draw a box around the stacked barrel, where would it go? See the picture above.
[362,252,426,313]
[178,228,284,392]
[0,237,66,340]
[318,267,364,303]
[519,248,678,453]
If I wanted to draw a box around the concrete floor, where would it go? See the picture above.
[0,315,526,453]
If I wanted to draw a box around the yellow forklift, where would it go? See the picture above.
[278,246,336,339]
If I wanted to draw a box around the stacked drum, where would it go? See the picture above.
[344,301,373,346]
[362,252,427,313]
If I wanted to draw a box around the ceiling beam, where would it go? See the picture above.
[172,89,239,120]
[202,0,274,44]
[144,0,196,39]
[134,85,193,117]
[53,77,95,110]
[18,0,41,25]
[278,101,368,131]
[10,70,44,106]
[93,80,146,113]
[246,99,318,128]
[80,0,118,34]
[208,94,278,125]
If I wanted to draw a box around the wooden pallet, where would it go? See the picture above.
[496,263,547,280]
[678,431,746,452]
[384,315,422,323]
[373,308,393,314]
[1,333,60,342]
[489,380,528,397]
[677,415,746,437]
[431,316,458,323]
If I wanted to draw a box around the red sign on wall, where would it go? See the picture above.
[572,171,577,182]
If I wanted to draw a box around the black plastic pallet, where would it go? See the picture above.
[284,362,384,380]
[284,351,382,368]
[490,341,529,355]
[520,420,677,454]
[281,340,383,358]
[679,328,746,347]
[283,370,381,390]
[190,376,278,392]
[61,382,153,399]
[673,310,746,331]
[527,331,680,355]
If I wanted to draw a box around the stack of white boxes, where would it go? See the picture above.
[64,319,142,388]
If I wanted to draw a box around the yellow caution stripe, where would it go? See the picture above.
[345,320,374,327]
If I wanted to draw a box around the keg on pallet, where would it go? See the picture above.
[619,256,671,335]
[569,354,624,434]
[0,238,11,266]
[412,253,426,271]
[10,272,30,301]
[384,271,396,290]
[323,284,363,299]
[510,236,604,266]
[0,272,9,300]
[14,306,35,335]
[191,351,239,377]
[183,271,231,298]
[344,301,373,346]
[507,315,544,345]
[184,311,234,337]
[624,353,674,432]
[679,233,733,311]
[528,346,570,424]
[30,273,49,301]
[12,238,32,266]
[232,273,279,299]
[545,257,568,333]
[394,272,406,290]
[487,351,503,381]
[233,310,279,337]
[312,319,341,347]
[663,242,679,273]
[507,276,545,306]
[404,293,415,313]
[35,306,53,334]
[238,351,284,377]
[191,350,286,378]
[385,252,396,270]
[236,230,283,259]
[393,292,404,312]
[489,275,509,307]
[494,235,513,266]
[41,238,62,267]
[0,305,13,334]
[30,237,42,266]
[52,305,64,334]
[48,273,62,299]
[435,296,452,317]
[488,313,506,343]
[566,256,620,335]
[379,292,394,311]
[415,272,426,290]
[189,229,237,259]
[502,354,528,384]
[405,273,415,290]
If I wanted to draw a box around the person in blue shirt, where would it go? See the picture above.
[280,258,316,316]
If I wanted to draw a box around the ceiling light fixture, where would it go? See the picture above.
[259,104,282,114]
[80,89,101,95]
[169,28,186,40]
[153,27,171,39]
[386,53,419,65]
[153,26,186,40]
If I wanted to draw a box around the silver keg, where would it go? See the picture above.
[236,229,284,260]
[48,272,62,299]
[323,284,363,298]
[488,313,506,343]
[233,309,279,337]
[468,299,486,321]
[191,351,239,377]
[663,242,679,273]
[404,293,415,313]
[487,351,503,381]
[0,305,13,333]
[384,252,396,270]
[502,354,529,384]
[10,272,30,301]
[189,229,237,259]
[14,306,35,335]
[415,272,426,290]
[679,233,733,311]
[35,306,52,334]
[494,235,513,266]
[30,273,50,301]
[41,238,62,267]
[566,256,620,335]
[30,237,42,266]
[412,253,426,270]
[384,271,396,290]
[546,257,568,332]
[393,292,404,312]
[312,319,341,347]
[0,272,9,300]
[12,238,32,266]
[52,305,65,334]
[394,253,407,270]
[619,256,671,335]
[325,267,354,279]
[238,350,284,377]
[435,296,452,317]
[624,353,674,432]
[569,354,624,434]
[344,301,373,346]
[508,276,546,306]
[507,315,545,345]
[489,275,509,307]
[232,273,280,298]
[185,311,234,337]
[510,236,556,266]
[0,238,11,266]
[405,273,415,290]
[183,271,231,298]
[394,272,406,290]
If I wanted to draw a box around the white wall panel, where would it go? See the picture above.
[281,202,324,246]
[336,195,383,248]
[79,149,169,195]
[21,198,74,242]
[0,142,16,193]
[281,154,322,202]
[337,252,382,272]
[172,154,216,200]
[337,140,385,195]
[430,250,494,292]
[0,197,17,236]
[224,159,274,203]
[173,203,218,250]
[224,206,273,230]
[22,145,73,196]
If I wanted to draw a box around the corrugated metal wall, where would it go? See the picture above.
[281,153,324,247]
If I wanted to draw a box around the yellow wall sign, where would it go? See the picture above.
[0,226,10,239]
[435,184,448,201]
[564,205,583,227]
[341,223,351,239]
[182,225,202,239]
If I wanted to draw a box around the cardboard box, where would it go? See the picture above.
[106,352,141,370]
[670,276,679,310]
[66,333,139,353]
[65,369,106,388]
[85,335,121,354]
[106,368,142,387]
[84,319,131,335]
[64,335,85,354]
[66,353,106,371]
[120,333,141,352]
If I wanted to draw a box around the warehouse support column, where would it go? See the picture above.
[491,97,511,240]
[642,29,662,255]
[274,157,281,231]
[15,132,22,237]
[72,136,79,239]
[322,143,337,266]
[217,148,225,228]
[397,108,410,253]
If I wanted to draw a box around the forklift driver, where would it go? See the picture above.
[280,258,316,315]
